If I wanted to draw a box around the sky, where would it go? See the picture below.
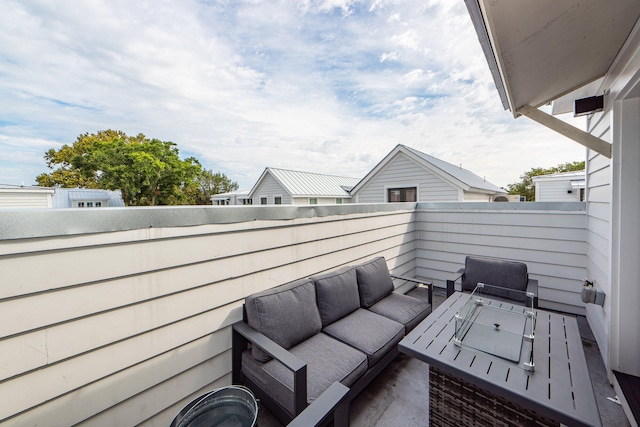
[0,0,586,190]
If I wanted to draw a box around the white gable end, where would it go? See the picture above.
[355,152,459,203]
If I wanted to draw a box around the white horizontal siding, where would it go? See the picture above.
[0,206,416,426]
[0,192,51,208]
[537,181,580,202]
[415,203,588,314]
[252,174,291,204]
[356,153,459,203]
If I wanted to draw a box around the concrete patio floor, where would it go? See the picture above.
[256,287,630,426]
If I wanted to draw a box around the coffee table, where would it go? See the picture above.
[398,291,602,427]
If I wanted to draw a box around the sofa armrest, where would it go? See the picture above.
[232,321,308,414]
[526,278,539,309]
[390,275,433,304]
[446,267,465,297]
[287,381,350,427]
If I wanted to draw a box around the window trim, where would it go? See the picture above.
[385,185,419,203]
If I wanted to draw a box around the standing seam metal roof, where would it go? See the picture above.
[266,168,360,197]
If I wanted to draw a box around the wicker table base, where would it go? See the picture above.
[429,366,558,427]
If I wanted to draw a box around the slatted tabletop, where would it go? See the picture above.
[399,292,602,427]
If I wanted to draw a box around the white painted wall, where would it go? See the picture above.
[535,180,582,202]
[355,153,459,203]
[0,206,416,426]
[0,190,53,208]
[251,174,292,204]
[415,202,588,314]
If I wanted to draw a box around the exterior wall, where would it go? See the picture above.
[251,174,291,204]
[0,191,52,208]
[584,21,640,379]
[0,205,416,426]
[415,202,588,314]
[462,191,492,202]
[293,197,352,205]
[355,153,459,203]
[535,180,582,202]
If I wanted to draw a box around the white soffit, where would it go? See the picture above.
[478,0,640,115]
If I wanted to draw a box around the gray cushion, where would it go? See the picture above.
[241,333,368,415]
[322,308,404,366]
[462,256,528,303]
[368,293,432,333]
[356,257,395,308]
[245,278,322,362]
[312,266,361,327]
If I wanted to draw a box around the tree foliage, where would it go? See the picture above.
[195,169,239,205]
[507,161,585,202]
[36,130,235,206]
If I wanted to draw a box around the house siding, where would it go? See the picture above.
[0,192,52,208]
[251,174,291,204]
[356,153,459,203]
[536,180,582,202]
[0,205,416,426]
[415,202,588,315]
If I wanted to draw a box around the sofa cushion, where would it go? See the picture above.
[356,256,395,308]
[368,293,432,333]
[245,278,322,362]
[322,308,404,366]
[462,256,528,303]
[313,266,361,327]
[241,332,368,415]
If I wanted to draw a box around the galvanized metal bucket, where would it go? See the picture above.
[170,385,258,427]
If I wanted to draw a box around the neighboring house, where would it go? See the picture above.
[466,0,640,418]
[0,184,55,208]
[211,190,251,206]
[52,188,125,208]
[248,168,359,205]
[533,171,586,202]
[350,144,507,203]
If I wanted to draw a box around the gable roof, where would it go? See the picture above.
[249,168,360,198]
[52,188,125,208]
[351,144,506,195]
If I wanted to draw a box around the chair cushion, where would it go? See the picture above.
[368,293,432,333]
[356,256,395,308]
[312,266,361,327]
[462,256,528,303]
[322,308,404,366]
[245,278,322,362]
[241,333,368,415]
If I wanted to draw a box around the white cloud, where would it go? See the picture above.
[0,0,586,190]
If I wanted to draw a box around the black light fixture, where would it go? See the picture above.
[574,95,604,117]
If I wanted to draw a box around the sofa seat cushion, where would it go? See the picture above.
[313,266,361,327]
[241,333,368,415]
[245,278,323,362]
[356,256,395,308]
[322,308,404,367]
[368,293,432,333]
[462,256,528,303]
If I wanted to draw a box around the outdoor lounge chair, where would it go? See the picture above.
[446,256,538,308]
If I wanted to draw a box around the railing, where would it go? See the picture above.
[0,202,586,426]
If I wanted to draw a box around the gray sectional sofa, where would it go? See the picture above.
[232,256,432,426]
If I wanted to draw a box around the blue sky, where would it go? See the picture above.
[0,0,585,189]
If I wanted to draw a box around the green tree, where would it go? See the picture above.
[37,130,203,206]
[507,161,585,201]
[195,169,239,205]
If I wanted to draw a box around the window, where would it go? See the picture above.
[387,187,417,202]
[309,198,318,205]
[274,196,282,205]
[95,201,102,207]
[335,198,343,204]
[77,202,85,208]
[87,202,93,208]
[260,197,268,205]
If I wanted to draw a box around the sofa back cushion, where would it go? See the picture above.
[462,256,528,302]
[356,257,395,308]
[313,266,361,328]
[245,278,322,362]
